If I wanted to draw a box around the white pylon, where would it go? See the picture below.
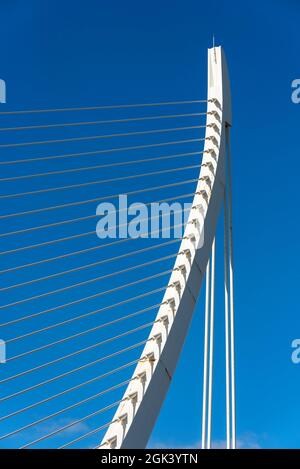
[100,46,233,450]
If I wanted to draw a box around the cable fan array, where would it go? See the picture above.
[0,99,220,448]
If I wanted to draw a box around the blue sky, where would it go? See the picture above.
[0,0,299,449]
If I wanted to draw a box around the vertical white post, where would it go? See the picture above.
[226,125,236,449]
[226,126,236,449]
[206,238,215,449]
[224,189,231,449]
[201,260,211,449]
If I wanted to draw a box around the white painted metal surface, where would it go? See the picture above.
[225,125,236,449]
[201,260,210,449]
[206,238,215,449]
[99,46,232,449]
[224,187,231,449]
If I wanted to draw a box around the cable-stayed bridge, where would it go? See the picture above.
[0,46,236,449]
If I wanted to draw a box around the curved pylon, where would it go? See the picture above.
[100,46,232,449]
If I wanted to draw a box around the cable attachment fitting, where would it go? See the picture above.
[207,109,221,122]
[207,123,220,133]
[203,149,217,160]
[192,202,204,211]
[163,297,176,313]
[179,248,192,260]
[136,371,147,384]
[168,280,181,292]
[174,264,186,275]
[208,98,221,109]
[118,413,128,428]
[199,175,212,189]
[159,315,169,328]
[145,352,156,363]
[209,135,219,146]
[106,436,118,449]
[196,189,209,203]
[153,333,163,346]
[183,233,196,243]
[127,392,138,406]
[201,161,215,175]
[188,218,199,227]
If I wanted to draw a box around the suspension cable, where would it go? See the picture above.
[0,209,188,269]
[7,298,162,346]
[0,283,171,389]
[0,150,203,183]
[0,112,205,132]
[8,304,162,362]
[0,258,171,312]
[0,125,204,149]
[0,338,150,400]
[0,99,207,116]
[1,237,181,292]
[0,320,157,386]
[0,271,172,339]
[0,137,203,165]
[22,338,161,448]
[6,290,169,346]
[0,197,192,279]
[59,420,117,449]
[0,276,167,329]
[0,237,132,274]
[0,214,187,304]
[0,189,193,245]
[0,211,188,302]
[0,176,199,219]
[0,221,188,328]
[0,378,134,443]
[20,398,125,449]
[0,162,201,200]
[0,357,141,421]
[6,259,175,357]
